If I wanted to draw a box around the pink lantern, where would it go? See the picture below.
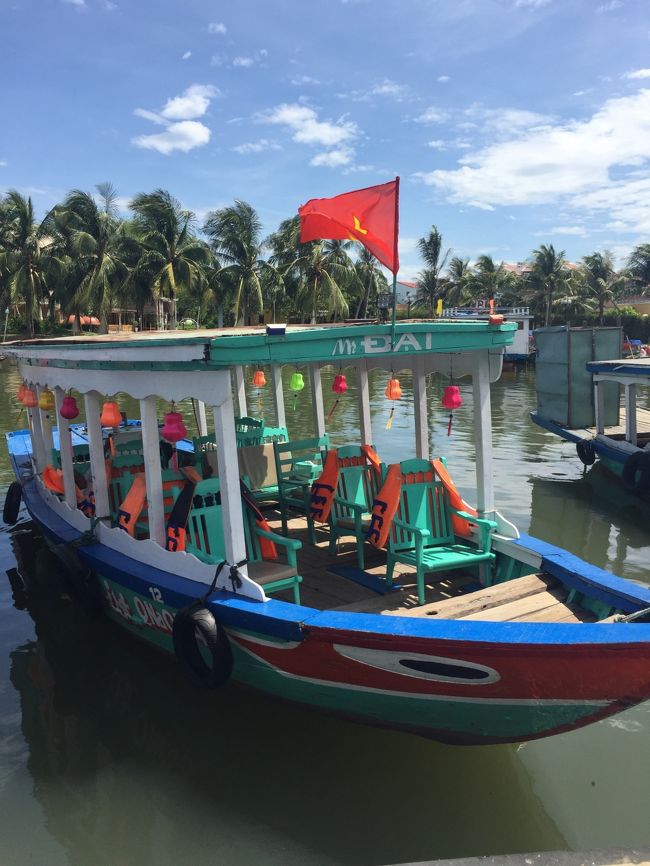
[60,394,80,420]
[442,385,462,436]
[161,410,187,444]
[332,373,348,395]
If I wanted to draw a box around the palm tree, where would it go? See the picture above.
[130,189,211,329]
[445,256,472,307]
[527,244,569,326]
[581,251,627,324]
[354,247,388,318]
[627,243,650,293]
[0,191,62,338]
[55,184,138,334]
[268,217,357,324]
[467,255,520,308]
[415,225,450,316]
[203,200,282,326]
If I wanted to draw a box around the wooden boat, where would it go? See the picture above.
[4,320,650,746]
[532,325,650,495]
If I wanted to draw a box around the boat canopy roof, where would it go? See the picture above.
[6,320,516,371]
[587,358,650,379]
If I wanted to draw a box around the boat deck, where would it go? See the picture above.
[576,406,650,440]
[266,512,596,623]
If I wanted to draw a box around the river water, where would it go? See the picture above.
[0,358,649,865]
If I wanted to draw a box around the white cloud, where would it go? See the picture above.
[182,51,192,61]
[597,0,623,11]
[415,106,448,124]
[427,139,446,149]
[232,139,281,154]
[534,226,589,237]
[208,22,226,34]
[291,75,321,86]
[514,0,552,7]
[259,103,358,147]
[0,160,6,167]
[437,75,450,83]
[624,68,650,80]
[210,55,223,67]
[342,79,409,102]
[133,108,166,125]
[233,56,255,68]
[310,147,354,167]
[417,89,650,236]
[133,121,211,155]
[161,84,219,120]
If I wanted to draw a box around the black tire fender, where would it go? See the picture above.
[172,603,233,689]
[3,481,22,525]
[576,439,596,466]
[622,451,650,495]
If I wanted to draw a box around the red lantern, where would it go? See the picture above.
[332,373,347,395]
[442,385,463,436]
[23,388,37,408]
[161,410,187,444]
[252,369,266,388]
[60,394,80,420]
[16,383,27,403]
[100,401,122,427]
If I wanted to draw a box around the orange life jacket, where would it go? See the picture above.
[118,474,147,536]
[367,461,478,549]
[309,445,381,524]
[43,465,95,516]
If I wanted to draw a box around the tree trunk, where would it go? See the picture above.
[217,303,224,329]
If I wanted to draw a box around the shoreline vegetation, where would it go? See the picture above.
[1,184,649,341]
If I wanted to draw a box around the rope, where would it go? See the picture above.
[613,604,650,623]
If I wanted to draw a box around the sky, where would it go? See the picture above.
[2,0,650,280]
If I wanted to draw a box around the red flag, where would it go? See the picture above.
[298,178,400,274]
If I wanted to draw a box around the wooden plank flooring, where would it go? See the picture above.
[263,509,594,623]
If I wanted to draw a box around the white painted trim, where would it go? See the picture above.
[195,400,208,437]
[594,380,606,435]
[471,352,494,517]
[36,386,55,459]
[28,403,47,473]
[413,356,429,460]
[11,343,206,364]
[54,387,77,509]
[624,384,637,446]
[212,396,250,576]
[272,365,286,429]
[84,391,110,521]
[309,365,325,437]
[140,396,165,546]
[233,365,248,417]
[356,361,372,445]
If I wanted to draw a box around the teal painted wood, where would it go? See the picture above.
[274,435,330,544]
[328,445,386,569]
[386,458,497,604]
[184,477,303,603]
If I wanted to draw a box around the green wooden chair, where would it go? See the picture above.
[235,416,265,447]
[184,478,303,603]
[274,435,329,544]
[328,445,385,569]
[384,458,497,605]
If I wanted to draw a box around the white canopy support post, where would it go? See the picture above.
[84,391,110,522]
[28,396,47,474]
[194,399,208,437]
[139,396,165,546]
[594,379,606,435]
[212,393,249,573]
[272,365,286,430]
[624,383,637,446]
[310,365,326,438]
[54,387,77,509]
[413,357,429,460]
[233,365,248,418]
[472,352,495,519]
[37,387,54,460]
[357,361,372,445]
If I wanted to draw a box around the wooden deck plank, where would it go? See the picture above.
[332,573,477,614]
[460,587,566,621]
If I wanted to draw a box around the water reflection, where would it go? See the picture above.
[6,525,566,866]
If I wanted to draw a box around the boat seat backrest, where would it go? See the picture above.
[332,445,383,514]
[274,435,329,482]
[185,478,258,562]
[52,444,91,471]
[390,459,454,551]
[237,443,278,491]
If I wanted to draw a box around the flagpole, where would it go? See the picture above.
[390,176,400,351]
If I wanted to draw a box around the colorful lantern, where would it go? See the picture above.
[385,375,402,429]
[161,409,188,444]
[38,388,55,412]
[252,369,266,388]
[60,394,80,420]
[290,370,305,411]
[100,400,122,427]
[23,388,37,409]
[442,385,463,436]
[328,372,348,420]
[16,383,27,404]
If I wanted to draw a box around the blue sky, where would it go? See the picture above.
[2,0,650,279]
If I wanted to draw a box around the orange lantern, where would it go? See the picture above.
[385,375,402,430]
[252,369,266,388]
[100,400,122,427]
[23,388,37,409]
[16,383,27,403]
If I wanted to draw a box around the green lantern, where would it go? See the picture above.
[290,370,305,411]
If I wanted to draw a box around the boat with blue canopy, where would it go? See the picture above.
[4,317,650,745]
